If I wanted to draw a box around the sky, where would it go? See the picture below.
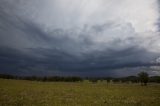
[0,0,160,77]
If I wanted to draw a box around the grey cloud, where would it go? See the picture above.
[157,0,160,31]
[0,0,160,77]
[0,44,159,77]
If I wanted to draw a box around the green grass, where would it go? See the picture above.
[0,79,160,106]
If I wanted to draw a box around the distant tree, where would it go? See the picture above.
[149,76,160,83]
[89,78,98,83]
[138,72,149,86]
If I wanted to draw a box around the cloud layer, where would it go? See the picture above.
[0,0,160,77]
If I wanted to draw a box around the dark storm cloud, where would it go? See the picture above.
[0,0,160,77]
[0,44,159,77]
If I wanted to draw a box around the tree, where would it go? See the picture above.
[138,72,149,86]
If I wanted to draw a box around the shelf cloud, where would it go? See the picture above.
[0,0,160,77]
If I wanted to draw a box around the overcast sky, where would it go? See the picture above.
[0,0,160,77]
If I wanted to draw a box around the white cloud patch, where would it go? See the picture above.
[10,0,158,32]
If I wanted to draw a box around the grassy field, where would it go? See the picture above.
[0,79,160,106]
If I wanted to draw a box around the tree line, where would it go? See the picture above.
[0,72,160,84]
[0,74,83,82]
